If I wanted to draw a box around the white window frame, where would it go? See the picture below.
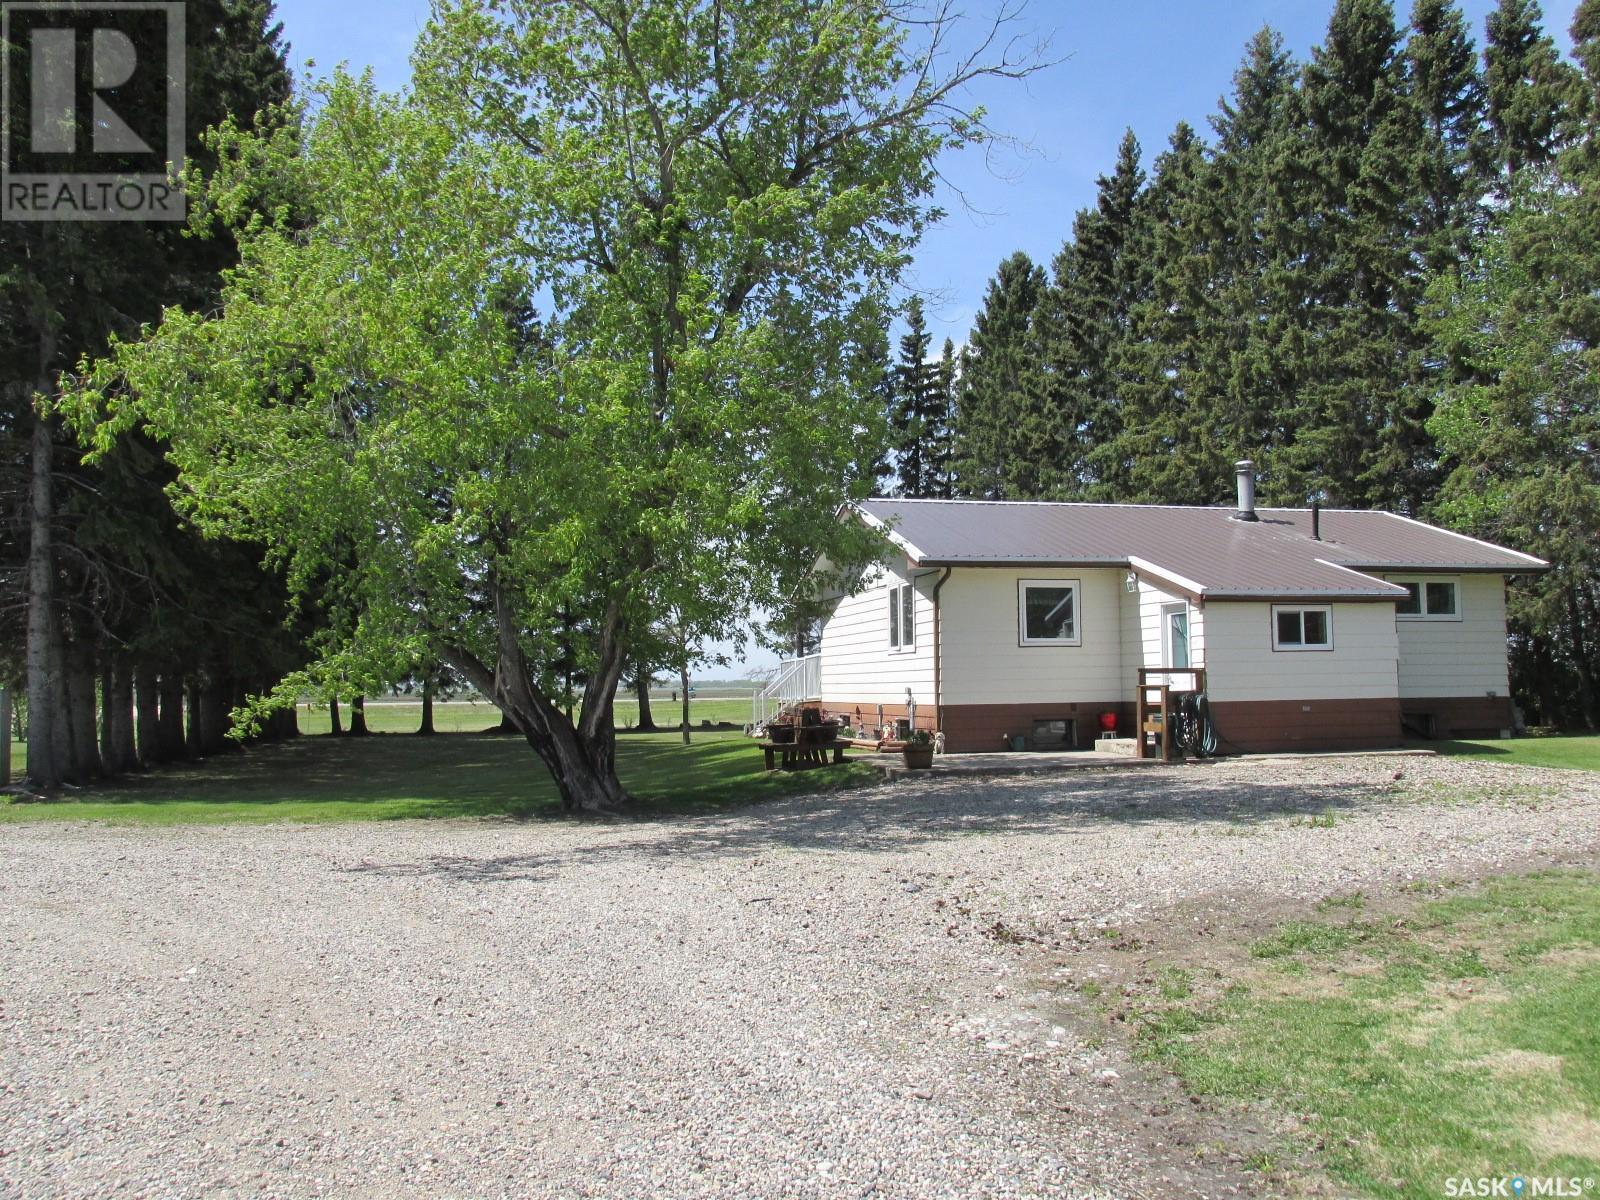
[887,582,915,651]
[1271,604,1334,652]
[1390,577,1462,622]
[1018,578,1082,647]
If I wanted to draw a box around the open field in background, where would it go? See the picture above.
[297,694,756,736]
[1110,870,1600,1198]
[0,729,879,825]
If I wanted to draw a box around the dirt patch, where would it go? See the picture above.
[1537,946,1600,968]
[1528,1112,1600,1160]
[1474,1049,1565,1077]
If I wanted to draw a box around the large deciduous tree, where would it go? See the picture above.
[75,0,1038,812]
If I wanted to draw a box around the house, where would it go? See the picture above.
[796,463,1547,755]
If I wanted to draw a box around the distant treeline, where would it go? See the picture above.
[882,0,1600,729]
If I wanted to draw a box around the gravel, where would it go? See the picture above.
[2,754,1596,1200]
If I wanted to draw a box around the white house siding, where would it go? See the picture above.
[939,567,1127,705]
[1384,574,1511,699]
[1122,579,1205,691]
[817,556,936,709]
[1202,601,1400,702]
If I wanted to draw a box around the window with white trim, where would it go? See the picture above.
[1272,605,1332,651]
[1392,578,1460,620]
[1018,579,1081,646]
[887,583,915,650]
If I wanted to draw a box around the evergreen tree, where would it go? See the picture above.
[1483,0,1579,177]
[1272,0,1439,511]
[1113,123,1221,504]
[949,252,1044,498]
[932,338,957,498]
[888,297,949,498]
[1029,130,1144,500]
[1407,0,1489,265]
[2,1,297,788]
[1196,28,1302,504]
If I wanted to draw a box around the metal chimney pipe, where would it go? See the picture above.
[1233,460,1259,522]
[1312,501,1321,541]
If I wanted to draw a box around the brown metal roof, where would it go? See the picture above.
[855,499,1546,600]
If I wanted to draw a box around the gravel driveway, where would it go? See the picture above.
[2,755,1596,1200]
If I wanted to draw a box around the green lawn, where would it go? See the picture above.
[0,728,878,825]
[1123,872,1600,1198]
[1424,733,1600,772]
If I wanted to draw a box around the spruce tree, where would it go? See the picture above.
[1114,123,1221,504]
[1029,130,1144,500]
[1199,28,1302,504]
[1484,0,1580,177]
[888,297,948,498]
[949,252,1044,499]
[1273,0,1437,511]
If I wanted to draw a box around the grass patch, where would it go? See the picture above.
[1125,871,1600,1198]
[0,729,879,826]
[1422,733,1600,772]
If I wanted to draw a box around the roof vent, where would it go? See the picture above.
[1233,460,1259,522]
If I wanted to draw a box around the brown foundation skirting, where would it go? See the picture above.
[1401,695,1514,740]
[1207,697,1403,754]
[821,700,1135,752]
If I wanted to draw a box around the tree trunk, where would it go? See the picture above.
[348,695,370,736]
[24,412,63,791]
[64,642,101,781]
[417,678,436,735]
[679,662,691,745]
[1569,585,1597,731]
[157,672,186,761]
[135,663,161,766]
[185,678,204,756]
[102,655,137,775]
[634,662,657,730]
[197,677,232,754]
[329,696,343,736]
[443,581,632,813]
[0,687,12,788]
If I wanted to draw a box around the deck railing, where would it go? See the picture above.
[751,654,822,729]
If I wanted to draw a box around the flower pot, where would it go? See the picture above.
[1098,711,1119,734]
[768,724,795,744]
[902,744,935,770]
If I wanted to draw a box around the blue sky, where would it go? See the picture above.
[266,0,1580,675]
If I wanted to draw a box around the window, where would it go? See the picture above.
[887,583,915,650]
[1272,605,1332,651]
[1391,577,1460,620]
[1018,579,1081,646]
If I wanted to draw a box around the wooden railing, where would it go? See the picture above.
[1135,666,1207,762]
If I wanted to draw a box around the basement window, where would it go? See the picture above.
[1272,605,1333,651]
[1018,580,1081,646]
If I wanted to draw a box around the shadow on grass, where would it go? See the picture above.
[0,731,881,825]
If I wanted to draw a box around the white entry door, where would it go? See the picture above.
[1163,603,1190,670]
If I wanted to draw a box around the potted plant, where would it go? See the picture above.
[902,729,935,770]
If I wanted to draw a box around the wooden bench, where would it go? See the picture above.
[760,739,847,771]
